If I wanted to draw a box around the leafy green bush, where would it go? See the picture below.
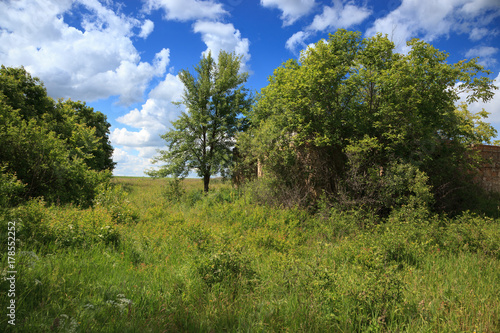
[197,250,256,289]
[242,177,311,208]
[239,30,497,215]
[182,189,205,207]
[436,212,500,259]
[161,178,186,203]
[336,137,434,216]
[0,165,25,208]
[93,183,138,224]
[0,66,114,207]
[13,199,120,250]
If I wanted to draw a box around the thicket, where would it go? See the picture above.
[0,66,114,207]
[236,30,499,216]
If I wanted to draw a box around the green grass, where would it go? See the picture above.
[1,177,499,332]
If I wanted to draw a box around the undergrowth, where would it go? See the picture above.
[0,177,498,332]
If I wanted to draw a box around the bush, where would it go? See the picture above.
[436,212,500,259]
[336,137,434,216]
[197,249,256,289]
[242,177,312,208]
[161,178,186,203]
[0,165,25,208]
[12,199,120,250]
[93,183,138,224]
[0,67,114,207]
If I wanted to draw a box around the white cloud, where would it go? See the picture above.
[366,0,500,52]
[286,0,371,52]
[465,46,499,58]
[144,0,227,21]
[469,27,490,41]
[0,0,168,105]
[308,0,371,31]
[110,73,185,175]
[193,21,251,71]
[111,128,156,147]
[112,147,156,176]
[261,0,317,26]
[111,73,184,147]
[460,0,500,16]
[465,46,499,68]
[285,31,311,52]
[139,19,155,38]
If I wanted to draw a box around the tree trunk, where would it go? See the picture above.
[203,173,210,193]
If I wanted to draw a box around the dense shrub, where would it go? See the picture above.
[238,30,497,215]
[161,178,186,203]
[0,165,25,209]
[93,183,139,224]
[11,199,120,251]
[197,249,257,290]
[0,66,114,207]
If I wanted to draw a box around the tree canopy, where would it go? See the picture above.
[0,66,114,207]
[238,30,497,213]
[147,51,251,192]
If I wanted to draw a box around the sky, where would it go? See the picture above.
[1,0,500,177]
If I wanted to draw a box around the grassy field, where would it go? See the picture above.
[1,177,499,332]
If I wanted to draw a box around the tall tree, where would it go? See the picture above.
[147,51,251,192]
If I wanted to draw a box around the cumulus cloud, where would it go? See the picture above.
[144,0,227,21]
[0,0,168,105]
[110,73,185,175]
[286,0,371,52]
[193,21,251,71]
[285,31,311,52]
[365,0,500,52]
[145,1,251,71]
[308,0,371,31]
[112,147,157,176]
[139,19,155,38]
[260,0,317,26]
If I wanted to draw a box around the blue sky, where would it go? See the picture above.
[1,0,500,176]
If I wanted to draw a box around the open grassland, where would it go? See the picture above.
[1,177,499,332]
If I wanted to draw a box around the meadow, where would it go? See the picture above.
[1,177,499,332]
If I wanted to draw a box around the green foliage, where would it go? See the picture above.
[160,178,186,203]
[240,30,498,214]
[93,183,139,224]
[0,66,113,206]
[197,250,256,289]
[454,103,498,145]
[54,99,115,171]
[242,176,313,208]
[10,199,120,251]
[337,136,434,215]
[0,165,25,209]
[339,137,428,212]
[147,51,252,192]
